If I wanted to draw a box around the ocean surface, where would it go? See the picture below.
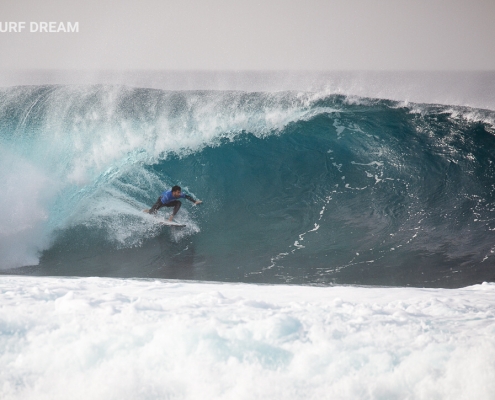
[1,71,495,399]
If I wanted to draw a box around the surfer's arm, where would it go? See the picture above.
[185,194,202,205]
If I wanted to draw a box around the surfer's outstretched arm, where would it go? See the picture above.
[185,195,202,205]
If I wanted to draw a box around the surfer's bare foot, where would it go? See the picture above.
[168,216,174,221]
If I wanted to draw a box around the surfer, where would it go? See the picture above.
[146,185,202,221]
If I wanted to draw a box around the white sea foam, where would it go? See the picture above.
[0,277,494,400]
[0,149,56,267]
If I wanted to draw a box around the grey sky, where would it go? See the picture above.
[1,0,494,71]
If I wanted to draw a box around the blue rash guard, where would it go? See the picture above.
[160,190,195,204]
[148,189,197,215]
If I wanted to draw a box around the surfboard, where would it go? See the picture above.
[143,209,185,227]
[160,220,186,227]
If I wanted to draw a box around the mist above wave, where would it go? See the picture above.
[2,70,495,111]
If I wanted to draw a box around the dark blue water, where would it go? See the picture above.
[1,85,495,287]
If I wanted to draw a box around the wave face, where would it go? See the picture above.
[1,85,495,287]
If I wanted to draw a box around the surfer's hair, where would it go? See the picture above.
[172,185,181,193]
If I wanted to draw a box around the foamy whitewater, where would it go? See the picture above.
[1,71,494,398]
[1,276,494,400]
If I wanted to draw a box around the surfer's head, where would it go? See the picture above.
[172,185,182,197]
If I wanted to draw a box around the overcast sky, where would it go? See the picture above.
[1,0,494,71]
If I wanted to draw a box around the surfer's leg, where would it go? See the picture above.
[164,200,181,220]
[149,197,164,214]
